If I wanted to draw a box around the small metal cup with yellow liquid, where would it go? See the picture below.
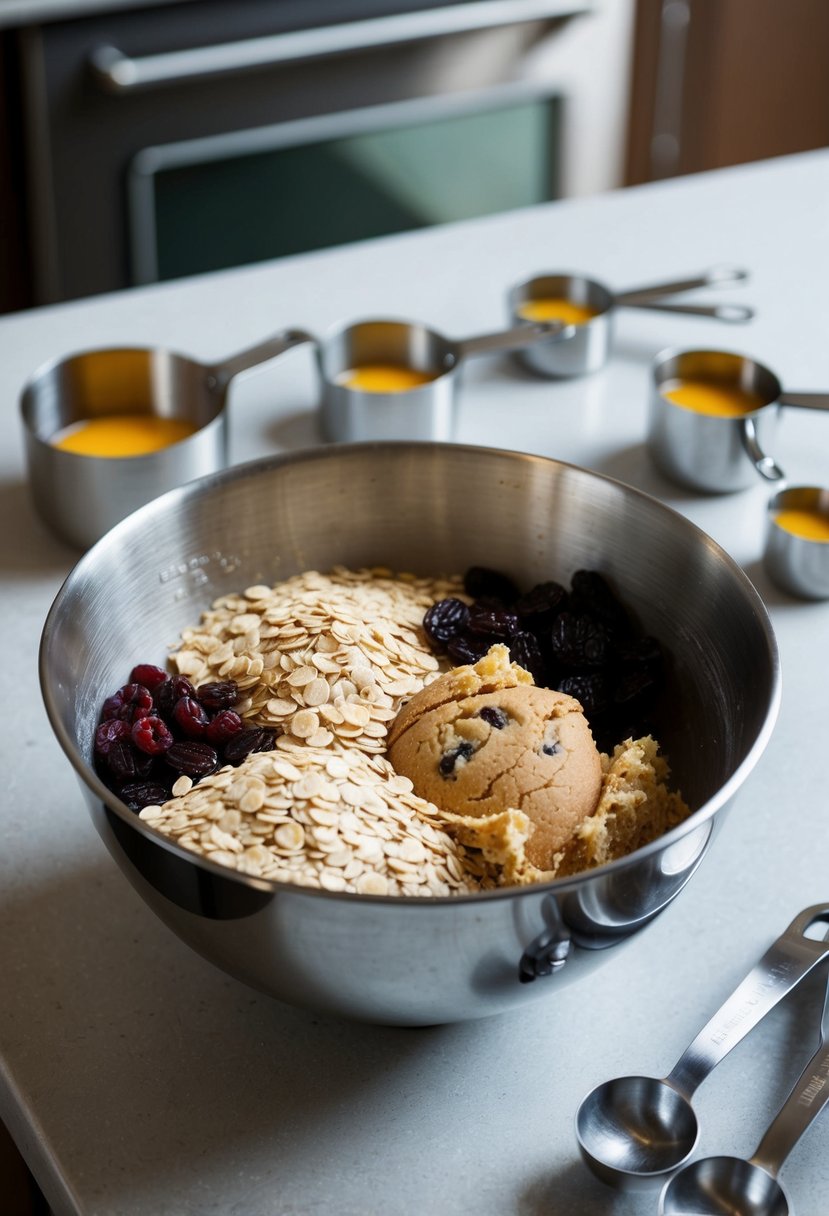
[648,348,829,494]
[765,485,829,599]
[21,330,312,549]
[509,267,753,379]
[316,316,575,442]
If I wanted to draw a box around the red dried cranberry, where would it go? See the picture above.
[463,567,520,604]
[423,598,470,648]
[205,710,244,745]
[164,741,219,777]
[196,680,239,710]
[129,664,168,690]
[222,727,268,764]
[94,719,132,755]
[107,740,154,784]
[173,696,210,737]
[120,781,171,811]
[132,715,174,756]
[119,683,154,722]
[156,675,196,718]
[101,690,128,721]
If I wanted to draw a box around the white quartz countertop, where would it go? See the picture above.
[2,151,829,1216]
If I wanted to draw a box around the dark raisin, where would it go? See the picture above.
[129,664,168,690]
[446,634,491,665]
[222,727,268,764]
[197,680,240,710]
[156,675,196,718]
[463,567,520,604]
[478,706,510,729]
[205,710,244,745]
[252,728,277,753]
[120,781,171,811]
[467,606,520,639]
[439,740,475,776]
[131,715,174,756]
[569,570,630,636]
[164,741,219,777]
[613,668,660,708]
[423,598,471,648]
[557,672,613,717]
[514,581,569,628]
[616,636,663,672]
[173,696,210,737]
[549,613,610,668]
[94,719,132,755]
[508,631,547,685]
[107,740,154,784]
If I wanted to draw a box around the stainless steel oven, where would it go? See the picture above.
[18,0,634,304]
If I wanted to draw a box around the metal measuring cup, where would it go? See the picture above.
[764,485,829,600]
[648,348,829,493]
[659,964,829,1216]
[20,329,312,549]
[508,266,753,378]
[316,316,575,443]
[575,904,829,1191]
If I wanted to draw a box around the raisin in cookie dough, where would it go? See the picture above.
[387,644,602,868]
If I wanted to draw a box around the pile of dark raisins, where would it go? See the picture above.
[94,664,276,811]
[423,567,663,754]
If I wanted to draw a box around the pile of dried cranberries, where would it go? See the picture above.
[94,664,276,810]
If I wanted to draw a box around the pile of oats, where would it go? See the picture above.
[171,567,461,755]
[140,738,492,897]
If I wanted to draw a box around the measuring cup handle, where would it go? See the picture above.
[614,266,749,305]
[665,904,829,1099]
[208,328,315,385]
[741,417,786,483]
[750,992,829,1177]
[455,321,575,360]
[778,391,829,412]
[618,300,754,322]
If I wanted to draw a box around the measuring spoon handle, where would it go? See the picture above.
[614,266,749,304]
[618,300,754,322]
[665,905,829,1100]
[751,977,829,1177]
[455,320,575,360]
[778,391,829,412]
[208,327,315,386]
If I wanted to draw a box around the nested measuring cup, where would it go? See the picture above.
[659,963,829,1216]
[509,266,753,378]
[764,485,829,600]
[648,348,829,493]
[316,316,574,442]
[576,904,829,1191]
[21,329,312,548]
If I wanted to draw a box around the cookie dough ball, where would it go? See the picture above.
[387,645,602,867]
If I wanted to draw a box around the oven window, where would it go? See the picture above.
[130,89,561,284]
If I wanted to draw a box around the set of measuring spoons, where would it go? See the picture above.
[576,903,829,1214]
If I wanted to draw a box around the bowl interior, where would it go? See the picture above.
[43,443,778,853]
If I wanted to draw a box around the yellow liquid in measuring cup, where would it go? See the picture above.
[338,365,437,394]
[517,298,599,326]
[661,378,766,418]
[51,415,198,458]
[774,508,829,542]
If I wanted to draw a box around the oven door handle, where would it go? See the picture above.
[89,0,592,94]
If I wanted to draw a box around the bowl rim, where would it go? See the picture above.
[39,440,782,905]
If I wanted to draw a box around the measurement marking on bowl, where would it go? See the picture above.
[158,551,242,586]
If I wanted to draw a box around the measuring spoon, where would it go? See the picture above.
[575,904,829,1190]
[659,963,829,1215]
[508,265,753,378]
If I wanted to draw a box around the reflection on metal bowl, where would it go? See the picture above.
[40,443,780,1025]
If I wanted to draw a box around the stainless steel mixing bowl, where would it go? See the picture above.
[40,444,780,1026]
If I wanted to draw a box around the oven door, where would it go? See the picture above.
[127,83,561,285]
